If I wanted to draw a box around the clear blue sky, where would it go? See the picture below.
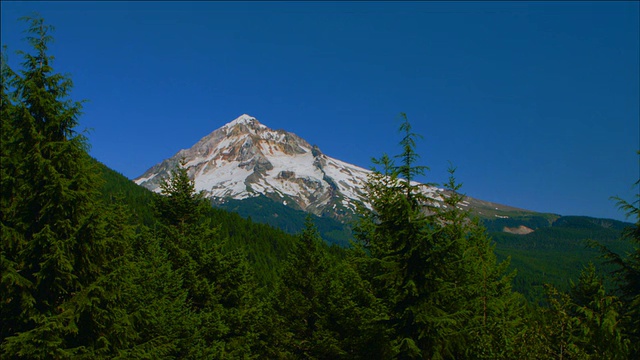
[2,1,638,221]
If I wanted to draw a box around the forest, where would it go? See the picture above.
[2,16,639,359]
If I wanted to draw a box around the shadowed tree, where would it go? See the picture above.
[589,163,639,358]
[1,15,135,358]
[354,113,526,359]
[271,216,338,358]
[153,160,260,358]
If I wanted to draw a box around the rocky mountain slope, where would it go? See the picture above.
[135,114,527,221]
[135,114,377,219]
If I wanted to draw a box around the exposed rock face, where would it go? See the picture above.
[503,225,535,235]
[134,114,381,219]
[135,114,534,222]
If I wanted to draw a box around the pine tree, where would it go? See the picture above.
[570,263,628,358]
[540,284,583,359]
[272,215,339,358]
[0,42,23,347]
[1,15,134,358]
[589,166,639,358]
[354,113,525,359]
[153,160,260,357]
[327,250,393,359]
[541,263,629,359]
[114,225,198,358]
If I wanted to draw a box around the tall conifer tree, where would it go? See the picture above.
[272,215,338,358]
[355,114,525,359]
[589,168,640,358]
[153,160,259,358]
[1,16,133,358]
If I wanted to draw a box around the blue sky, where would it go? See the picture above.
[2,1,638,221]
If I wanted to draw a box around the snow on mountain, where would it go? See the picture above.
[134,114,534,221]
[135,114,396,219]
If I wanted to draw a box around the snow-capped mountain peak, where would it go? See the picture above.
[134,114,381,219]
[135,114,534,222]
[223,114,266,132]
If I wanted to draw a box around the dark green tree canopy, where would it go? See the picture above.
[355,113,526,359]
[155,158,208,229]
[1,15,133,358]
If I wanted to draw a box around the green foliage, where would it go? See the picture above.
[271,216,336,357]
[156,158,208,229]
[571,264,628,358]
[354,114,527,359]
[491,217,633,300]
[539,264,629,359]
[152,161,264,357]
[3,15,637,359]
[96,161,156,226]
[395,112,429,198]
[208,207,299,288]
[110,226,196,358]
[589,168,640,358]
[269,216,386,358]
[1,15,135,357]
[215,195,354,246]
[96,160,302,289]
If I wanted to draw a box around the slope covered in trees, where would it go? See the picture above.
[215,192,634,300]
[2,16,639,359]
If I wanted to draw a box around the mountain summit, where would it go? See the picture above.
[135,114,379,219]
[135,114,530,220]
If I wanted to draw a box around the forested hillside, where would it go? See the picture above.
[2,16,639,359]
[213,191,635,301]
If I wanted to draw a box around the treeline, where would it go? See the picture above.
[490,218,633,302]
[214,195,355,247]
[214,192,635,301]
[98,161,303,288]
[2,16,639,359]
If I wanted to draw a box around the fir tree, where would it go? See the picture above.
[354,113,525,359]
[328,250,393,359]
[1,15,134,358]
[153,160,260,358]
[0,41,22,348]
[541,264,629,359]
[589,165,640,358]
[570,263,628,358]
[272,215,338,358]
[114,225,198,358]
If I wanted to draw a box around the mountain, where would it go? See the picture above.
[110,154,634,301]
[135,114,527,221]
[135,114,373,220]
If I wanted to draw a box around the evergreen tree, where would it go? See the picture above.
[0,41,21,349]
[264,215,378,359]
[329,249,393,359]
[354,113,525,359]
[589,167,640,358]
[395,112,429,201]
[114,225,198,358]
[272,215,339,358]
[1,15,135,357]
[541,264,629,359]
[153,160,260,358]
[540,284,584,359]
[570,263,628,358]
